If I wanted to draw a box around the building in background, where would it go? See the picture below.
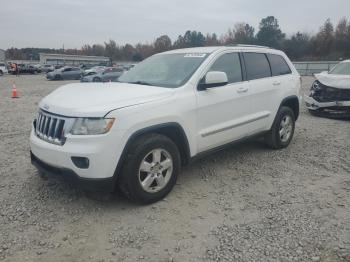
[0,49,5,62]
[39,53,110,66]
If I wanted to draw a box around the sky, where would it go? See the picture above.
[1,0,349,49]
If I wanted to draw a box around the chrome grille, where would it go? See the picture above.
[35,110,69,145]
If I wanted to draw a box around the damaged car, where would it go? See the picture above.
[305,60,350,118]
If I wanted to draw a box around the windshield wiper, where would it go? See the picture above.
[128,81,154,86]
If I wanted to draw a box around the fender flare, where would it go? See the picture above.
[112,122,191,184]
[278,95,300,120]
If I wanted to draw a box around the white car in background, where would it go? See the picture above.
[0,62,8,75]
[305,60,350,118]
[30,45,301,204]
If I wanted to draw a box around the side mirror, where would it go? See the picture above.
[198,71,228,91]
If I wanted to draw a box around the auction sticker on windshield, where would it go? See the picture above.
[184,53,207,58]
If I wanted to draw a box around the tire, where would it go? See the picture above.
[0,70,3,76]
[93,77,101,82]
[118,133,181,204]
[265,106,295,149]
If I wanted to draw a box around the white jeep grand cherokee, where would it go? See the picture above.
[30,45,301,204]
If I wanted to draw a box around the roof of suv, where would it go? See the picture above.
[163,45,277,55]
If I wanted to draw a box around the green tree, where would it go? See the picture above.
[334,18,349,56]
[233,23,255,44]
[174,30,205,48]
[256,16,285,48]
[283,32,311,60]
[91,44,105,56]
[154,35,172,53]
[311,19,334,58]
[104,40,119,61]
[205,33,220,46]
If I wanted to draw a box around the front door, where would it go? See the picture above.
[196,52,255,153]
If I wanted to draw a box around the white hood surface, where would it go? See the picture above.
[39,83,174,117]
[315,72,350,89]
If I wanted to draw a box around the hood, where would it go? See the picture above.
[315,72,350,89]
[39,82,175,117]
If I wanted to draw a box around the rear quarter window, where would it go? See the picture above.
[243,53,271,80]
[267,54,292,76]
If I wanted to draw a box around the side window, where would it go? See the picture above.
[209,53,242,84]
[243,53,271,80]
[267,54,292,76]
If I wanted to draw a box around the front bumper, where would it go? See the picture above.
[80,77,92,82]
[304,95,350,110]
[31,151,115,191]
[46,74,54,80]
[30,124,126,180]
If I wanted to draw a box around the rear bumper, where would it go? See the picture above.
[31,151,115,192]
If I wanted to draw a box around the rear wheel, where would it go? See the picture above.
[118,134,181,204]
[265,106,295,149]
[93,77,101,82]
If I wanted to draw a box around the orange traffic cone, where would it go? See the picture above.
[12,83,19,98]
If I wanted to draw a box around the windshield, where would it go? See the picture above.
[118,53,209,88]
[329,62,350,75]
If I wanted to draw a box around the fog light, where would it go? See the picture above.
[71,157,89,169]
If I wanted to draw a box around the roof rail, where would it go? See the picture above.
[227,44,273,49]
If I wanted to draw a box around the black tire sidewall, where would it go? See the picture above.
[121,134,181,204]
[93,77,101,82]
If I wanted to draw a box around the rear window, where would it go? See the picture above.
[243,53,271,80]
[267,54,291,76]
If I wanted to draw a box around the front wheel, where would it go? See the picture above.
[118,134,181,204]
[265,106,295,149]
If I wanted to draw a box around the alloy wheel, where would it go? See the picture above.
[279,115,293,143]
[138,149,173,193]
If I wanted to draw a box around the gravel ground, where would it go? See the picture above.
[0,74,349,262]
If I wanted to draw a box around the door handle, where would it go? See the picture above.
[237,87,248,93]
[273,81,281,86]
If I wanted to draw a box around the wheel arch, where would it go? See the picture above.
[279,95,300,121]
[112,122,191,185]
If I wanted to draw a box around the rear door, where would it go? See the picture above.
[241,52,275,132]
[244,52,295,131]
[196,52,255,152]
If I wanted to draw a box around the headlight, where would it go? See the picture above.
[311,80,321,91]
[70,118,115,135]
